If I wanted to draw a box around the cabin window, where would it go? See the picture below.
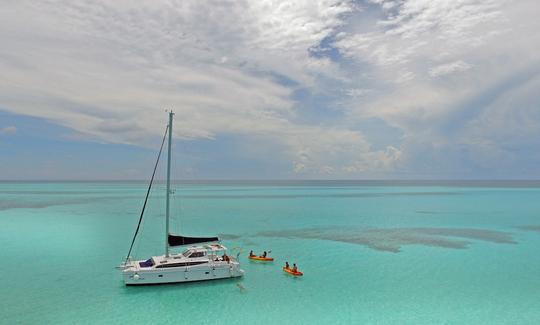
[189,251,205,258]
[155,261,208,268]
[156,263,185,268]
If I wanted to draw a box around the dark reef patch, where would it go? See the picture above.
[517,225,540,232]
[258,227,516,253]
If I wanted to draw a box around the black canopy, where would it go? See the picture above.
[168,234,219,246]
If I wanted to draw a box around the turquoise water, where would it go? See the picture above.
[1,181,539,324]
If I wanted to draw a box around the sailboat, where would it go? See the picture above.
[119,111,244,285]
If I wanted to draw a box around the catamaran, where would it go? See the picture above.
[118,111,244,285]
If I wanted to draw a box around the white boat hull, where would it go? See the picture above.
[123,262,244,285]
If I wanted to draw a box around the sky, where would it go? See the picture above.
[0,0,539,180]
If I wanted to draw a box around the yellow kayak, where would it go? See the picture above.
[283,267,303,276]
[249,255,274,261]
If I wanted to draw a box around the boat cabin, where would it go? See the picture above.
[137,244,231,269]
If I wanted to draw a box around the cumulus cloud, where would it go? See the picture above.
[1,0,539,178]
[0,0,382,175]
[335,0,540,177]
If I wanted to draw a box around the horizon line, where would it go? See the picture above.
[1,179,540,182]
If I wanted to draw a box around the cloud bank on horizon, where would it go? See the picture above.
[1,0,539,179]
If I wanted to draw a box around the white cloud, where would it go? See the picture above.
[1,0,539,178]
[334,0,540,177]
[1,0,398,176]
[334,0,504,84]
[429,61,472,77]
[458,72,540,167]
[293,161,306,173]
[281,127,401,175]
[0,125,17,135]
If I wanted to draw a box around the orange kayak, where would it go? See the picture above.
[283,267,303,276]
[249,255,274,261]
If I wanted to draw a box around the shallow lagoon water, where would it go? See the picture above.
[1,181,539,324]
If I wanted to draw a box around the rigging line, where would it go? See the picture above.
[124,124,169,264]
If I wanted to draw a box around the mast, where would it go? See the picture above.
[165,110,174,257]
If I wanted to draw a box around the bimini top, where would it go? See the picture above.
[168,234,219,247]
[182,243,228,253]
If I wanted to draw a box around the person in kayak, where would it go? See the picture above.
[260,251,267,258]
[292,263,298,273]
[284,261,290,269]
[249,250,255,257]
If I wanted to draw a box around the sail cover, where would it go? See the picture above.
[168,234,219,246]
